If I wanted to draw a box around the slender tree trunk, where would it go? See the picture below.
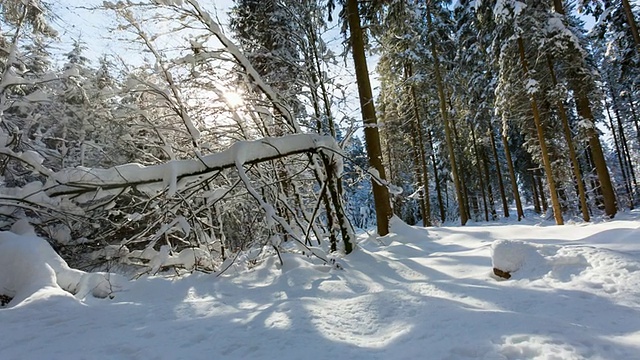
[471,128,489,221]
[611,87,639,198]
[406,63,432,226]
[537,169,549,212]
[309,24,337,138]
[428,129,446,222]
[483,151,498,220]
[489,129,510,218]
[502,134,524,219]
[426,4,467,225]
[451,115,471,222]
[532,172,542,214]
[606,99,634,209]
[517,37,564,225]
[546,55,590,221]
[346,0,392,235]
[627,93,640,144]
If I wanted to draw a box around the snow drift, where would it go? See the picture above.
[0,222,126,307]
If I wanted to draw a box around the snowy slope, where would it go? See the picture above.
[2,213,640,359]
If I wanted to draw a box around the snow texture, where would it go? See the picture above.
[2,213,640,359]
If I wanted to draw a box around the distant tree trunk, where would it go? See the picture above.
[481,146,498,220]
[606,98,633,209]
[471,128,489,221]
[517,37,564,225]
[489,129,510,218]
[546,55,589,221]
[346,0,392,235]
[531,172,541,214]
[611,87,639,199]
[537,169,549,212]
[426,4,467,225]
[406,63,432,226]
[428,129,446,222]
[627,93,640,143]
[502,134,524,220]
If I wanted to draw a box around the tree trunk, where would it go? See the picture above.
[426,130,445,223]
[502,134,524,220]
[606,98,633,209]
[546,55,590,221]
[531,172,541,214]
[611,86,639,200]
[537,169,549,212]
[406,63,432,226]
[481,145,498,220]
[426,4,467,225]
[490,129,510,218]
[517,37,564,225]
[346,0,392,235]
[471,128,489,221]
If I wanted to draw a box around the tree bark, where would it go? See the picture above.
[531,172,541,214]
[428,129,446,222]
[489,129,510,218]
[502,134,524,220]
[517,37,564,225]
[346,0,392,235]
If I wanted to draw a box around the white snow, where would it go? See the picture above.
[2,213,640,359]
[0,229,126,308]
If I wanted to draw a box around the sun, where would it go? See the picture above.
[224,90,244,109]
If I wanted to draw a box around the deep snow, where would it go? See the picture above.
[2,212,640,359]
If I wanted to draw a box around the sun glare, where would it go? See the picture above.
[224,90,244,108]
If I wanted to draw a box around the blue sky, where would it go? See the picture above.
[52,0,235,62]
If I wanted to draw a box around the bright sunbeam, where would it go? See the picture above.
[224,90,244,108]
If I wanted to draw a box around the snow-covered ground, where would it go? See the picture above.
[2,212,640,359]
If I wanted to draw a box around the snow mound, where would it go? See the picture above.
[0,229,127,308]
[491,240,548,277]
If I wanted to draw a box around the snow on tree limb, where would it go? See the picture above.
[47,134,342,200]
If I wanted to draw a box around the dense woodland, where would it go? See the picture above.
[0,0,638,273]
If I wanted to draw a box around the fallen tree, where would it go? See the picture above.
[0,134,355,274]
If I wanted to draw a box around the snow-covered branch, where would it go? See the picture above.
[47,134,342,200]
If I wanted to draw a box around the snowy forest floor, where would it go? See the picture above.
[2,211,640,359]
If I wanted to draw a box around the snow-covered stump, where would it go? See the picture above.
[491,240,547,279]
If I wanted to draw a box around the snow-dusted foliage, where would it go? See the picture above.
[0,0,355,274]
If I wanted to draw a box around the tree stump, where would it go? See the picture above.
[493,267,511,279]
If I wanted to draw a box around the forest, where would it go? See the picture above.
[0,0,638,273]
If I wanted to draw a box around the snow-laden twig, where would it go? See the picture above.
[183,0,301,134]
